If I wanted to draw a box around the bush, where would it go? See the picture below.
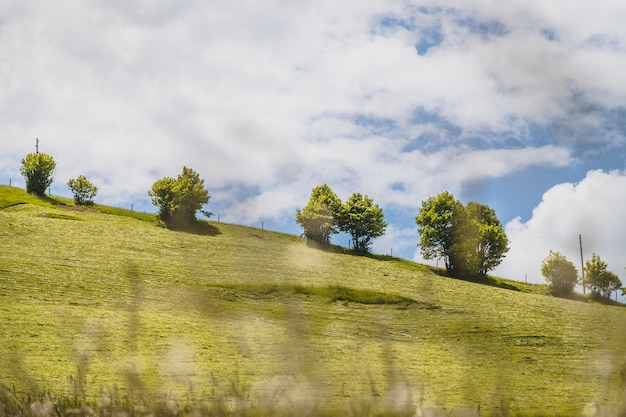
[541,250,578,296]
[20,152,56,196]
[149,167,210,228]
[67,175,98,206]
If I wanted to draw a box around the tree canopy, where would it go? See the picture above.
[149,167,210,228]
[541,250,578,296]
[20,152,56,197]
[583,253,622,298]
[295,184,342,244]
[67,175,98,206]
[465,202,509,276]
[415,192,508,277]
[338,193,387,254]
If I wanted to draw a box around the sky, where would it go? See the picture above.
[2,0,626,290]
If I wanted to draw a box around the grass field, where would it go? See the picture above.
[2,185,626,416]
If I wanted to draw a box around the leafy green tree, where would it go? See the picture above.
[541,250,578,296]
[415,191,463,270]
[67,175,98,206]
[20,152,56,196]
[295,184,342,243]
[415,192,508,277]
[583,253,622,298]
[465,202,509,276]
[149,167,210,227]
[338,193,387,254]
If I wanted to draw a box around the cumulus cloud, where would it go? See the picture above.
[494,170,626,285]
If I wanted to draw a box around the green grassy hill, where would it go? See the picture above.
[1,185,626,416]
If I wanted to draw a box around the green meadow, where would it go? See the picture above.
[1,184,626,416]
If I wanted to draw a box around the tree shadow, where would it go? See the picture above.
[305,239,351,254]
[556,292,625,306]
[426,266,522,292]
[39,195,65,206]
[169,220,221,236]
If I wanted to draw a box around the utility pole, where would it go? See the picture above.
[36,138,39,153]
[579,234,585,294]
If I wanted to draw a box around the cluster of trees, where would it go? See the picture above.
[20,152,209,228]
[541,250,622,298]
[415,191,509,278]
[149,166,211,228]
[295,184,387,254]
[295,187,510,277]
[21,152,623,299]
[20,152,99,206]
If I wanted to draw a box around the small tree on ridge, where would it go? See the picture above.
[20,152,56,196]
[149,166,210,228]
[67,175,98,206]
[295,184,342,244]
[584,253,622,298]
[338,193,387,254]
[541,250,578,296]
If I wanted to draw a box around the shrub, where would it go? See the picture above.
[20,152,56,196]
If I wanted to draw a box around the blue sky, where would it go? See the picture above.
[2,0,626,289]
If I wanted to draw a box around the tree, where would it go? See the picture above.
[295,184,342,243]
[67,175,98,206]
[415,191,463,270]
[541,251,578,296]
[338,193,387,254]
[149,167,210,228]
[415,192,508,277]
[465,202,509,276]
[20,152,56,196]
[583,253,622,298]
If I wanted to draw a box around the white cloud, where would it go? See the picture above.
[372,224,417,257]
[494,170,626,284]
[1,0,625,240]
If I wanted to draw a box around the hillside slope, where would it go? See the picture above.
[1,185,626,416]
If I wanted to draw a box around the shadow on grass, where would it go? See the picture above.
[169,220,222,236]
[305,239,352,254]
[557,291,625,306]
[38,195,67,206]
[427,266,523,292]
[204,282,437,309]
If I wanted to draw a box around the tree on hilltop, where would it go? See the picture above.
[149,166,210,228]
[541,250,578,296]
[465,202,509,276]
[583,253,622,298]
[20,152,56,196]
[295,184,342,244]
[338,193,387,254]
[415,192,508,277]
[67,175,98,206]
